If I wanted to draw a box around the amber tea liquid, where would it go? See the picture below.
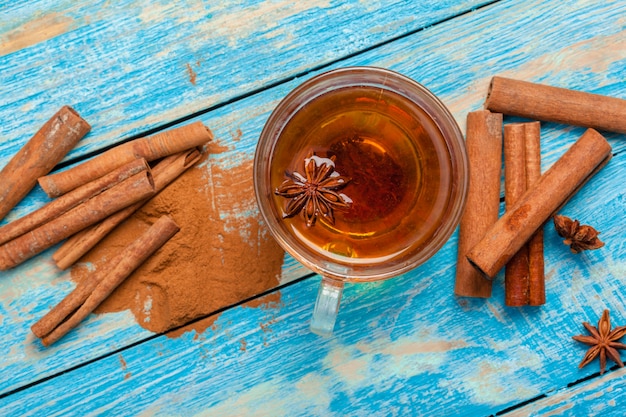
[270,86,454,266]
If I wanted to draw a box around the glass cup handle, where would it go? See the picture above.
[310,276,344,337]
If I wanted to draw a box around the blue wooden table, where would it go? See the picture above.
[1,1,625,415]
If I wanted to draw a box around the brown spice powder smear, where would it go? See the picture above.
[70,158,285,335]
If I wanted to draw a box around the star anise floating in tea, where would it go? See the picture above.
[572,309,626,375]
[553,214,604,253]
[275,152,352,227]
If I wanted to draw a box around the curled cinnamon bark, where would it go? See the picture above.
[0,106,90,221]
[467,128,611,278]
[0,171,155,270]
[32,215,180,346]
[53,148,202,269]
[524,122,545,306]
[0,159,148,246]
[38,121,212,197]
[486,77,626,134]
[454,110,502,298]
[503,123,529,307]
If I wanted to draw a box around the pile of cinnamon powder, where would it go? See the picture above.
[70,156,285,334]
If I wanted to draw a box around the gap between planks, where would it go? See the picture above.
[0,0,507,401]
[49,0,503,175]
[0,272,316,400]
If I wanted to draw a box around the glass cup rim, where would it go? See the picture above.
[254,66,468,281]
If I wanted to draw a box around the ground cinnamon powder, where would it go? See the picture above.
[70,156,285,334]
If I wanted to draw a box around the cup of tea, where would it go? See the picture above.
[254,67,468,336]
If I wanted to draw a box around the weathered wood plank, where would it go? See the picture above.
[0,150,623,415]
[508,367,626,416]
[0,0,624,410]
[0,0,490,168]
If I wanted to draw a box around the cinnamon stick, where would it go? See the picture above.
[0,171,155,270]
[454,110,502,298]
[504,123,529,306]
[524,122,545,306]
[38,121,212,197]
[486,77,626,134]
[32,215,180,346]
[0,106,90,221]
[467,129,612,278]
[53,148,202,269]
[0,159,148,246]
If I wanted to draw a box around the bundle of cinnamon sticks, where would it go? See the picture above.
[455,77,617,306]
[0,107,214,344]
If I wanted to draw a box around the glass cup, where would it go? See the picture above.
[254,67,468,336]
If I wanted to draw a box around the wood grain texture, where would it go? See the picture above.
[507,367,626,416]
[0,0,489,168]
[0,147,623,415]
[0,0,625,414]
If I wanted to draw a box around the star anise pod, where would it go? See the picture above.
[553,214,604,253]
[572,309,626,375]
[275,152,352,227]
